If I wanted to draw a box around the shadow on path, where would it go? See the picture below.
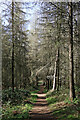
[26,86,57,120]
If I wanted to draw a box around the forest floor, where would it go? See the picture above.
[26,86,80,120]
[2,86,80,120]
[27,86,56,120]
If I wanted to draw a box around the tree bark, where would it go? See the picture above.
[69,1,76,99]
[36,76,38,86]
[57,48,60,91]
[12,1,15,92]
[52,50,58,91]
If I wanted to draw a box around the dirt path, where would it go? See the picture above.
[27,86,56,120]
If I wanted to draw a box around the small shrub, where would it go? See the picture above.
[46,97,57,104]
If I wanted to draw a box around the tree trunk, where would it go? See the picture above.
[69,1,76,100]
[36,76,38,86]
[57,48,60,91]
[47,79,49,90]
[12,1,15,92]
[52,50,58,91]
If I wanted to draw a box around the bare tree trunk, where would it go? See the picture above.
[47,78,49,90]
[69,1,76,100]
[52,50,58,91]
[12,1,15,92]
[36,76,38,86]
[57,48,60,91]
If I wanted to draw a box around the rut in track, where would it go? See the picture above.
[26,86,57,120]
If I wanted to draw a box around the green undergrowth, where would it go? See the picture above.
[30,94,38,103]
[2,88,38,119]
[31,90,39,94]
[2,88,30,104]
[43,87,48,93]
[2,103,32,119]
[46,88,80,120]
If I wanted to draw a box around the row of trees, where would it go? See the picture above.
[2,1,80,100]
[34,2,80,100]
[2,2,31,90]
